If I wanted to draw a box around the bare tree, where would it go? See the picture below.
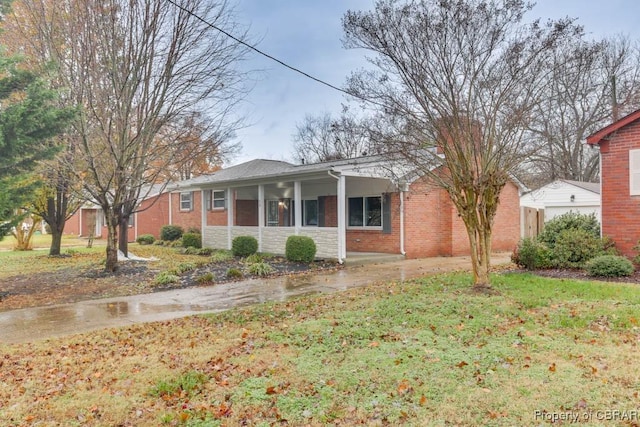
[523,36,640,185]
[10,0,249,271]
[292,106,378,163]
[343,0,581,288]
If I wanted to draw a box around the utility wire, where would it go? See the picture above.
[165,0,380,107]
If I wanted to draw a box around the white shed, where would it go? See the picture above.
[520,179,601,223]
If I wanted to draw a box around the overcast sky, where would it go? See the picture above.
[227,0,640,166]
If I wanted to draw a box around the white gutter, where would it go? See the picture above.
[327,170,344,264]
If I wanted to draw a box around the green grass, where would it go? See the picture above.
[1,272,640,425]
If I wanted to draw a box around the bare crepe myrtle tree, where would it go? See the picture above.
[13,0,250,271]
[343,0,582,288]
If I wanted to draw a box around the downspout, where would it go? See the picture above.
[327,170,344,264]
[168,192,173,225]
[399,185,406,256]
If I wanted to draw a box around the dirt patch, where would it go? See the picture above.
[0,257,340,312]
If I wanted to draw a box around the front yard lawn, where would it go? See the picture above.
[1,272,639,425]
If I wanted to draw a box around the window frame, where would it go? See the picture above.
[212,190,226,210]
[630,149,640,196]
[179,192,193,211]
[302,199,318,227]
[347,195,383,229]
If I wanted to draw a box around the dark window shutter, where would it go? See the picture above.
[382,193,391,234]
[317,196,325,227]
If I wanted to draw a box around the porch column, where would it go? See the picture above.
[227,187,233,250]
[294,180,302,235]
[258,184,265,252]
[201,189,206,229]
[337,175,347,260]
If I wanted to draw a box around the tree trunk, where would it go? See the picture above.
[105,220,119,272]
[118,220,129,258]
[467,226,492,289]
[49,227,62,256]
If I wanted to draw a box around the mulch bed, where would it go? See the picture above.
[0,257,341,312]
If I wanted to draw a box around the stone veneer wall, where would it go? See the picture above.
[299,228,339,259]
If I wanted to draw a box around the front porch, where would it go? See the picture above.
[198,173,402,261]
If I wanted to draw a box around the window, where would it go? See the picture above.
[348,196,382,227]
[303,199,318,226]
[212,190,226,209]
[630,149,640,195]
[180,192,192,211]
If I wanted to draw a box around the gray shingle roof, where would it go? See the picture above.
[560,179,600,194]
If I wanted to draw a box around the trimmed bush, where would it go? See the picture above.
[586,255,634,277]
[511,238,552,270]
[248,261,274,276]
[187,226,201,234]
[552,228,604,268]
[285,235,317,263]
[538,212,600,249]
[232,236,258,257]
[136,234,155,245]
[160,225,184,241]
[182,232,202,249]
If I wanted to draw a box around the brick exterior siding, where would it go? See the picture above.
[171,190,202,232]
[136,193,170,239]
[597,120,640,257]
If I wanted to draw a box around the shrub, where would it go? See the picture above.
[160,225,184,242]
[538,212,600,249]
[211,250,233,263]
[232,236,258,257]
[187,226,201,234]
[182,247,199,255]
[155,271,180,286]
[182,232,202,249]
[175,262,196,274]
[196,272,215,284]
[168,238,183,248]
[226,267,243,279]
[136,234,155,245]
[285,235,317,263]
[153,239,165,246]
[244,253,263,264]
[511,238,552,270]
[197,247,213,256]
[586,255,634,277]
[248,261,274,276]
[552,228,604,268]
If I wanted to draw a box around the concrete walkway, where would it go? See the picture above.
[0,254,512,345]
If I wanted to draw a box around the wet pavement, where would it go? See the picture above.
[0,254,512,345]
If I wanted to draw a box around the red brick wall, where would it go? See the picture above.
[346,192,402,254]
[64,210,81,235]
[599,120,640,257]
[171,191,202,232]
[322,196,338,227]
[136,193,170,239]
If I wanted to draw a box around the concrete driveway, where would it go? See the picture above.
[0,254,512,345]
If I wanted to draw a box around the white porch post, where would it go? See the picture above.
[227,187,233,250]
[258,184,265,252]
[168,193,173,224]
[338,175,347,261]
[294,181,302,235]
[201,190,207,229]
[78,208,83,237]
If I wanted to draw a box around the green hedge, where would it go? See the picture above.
[136,234,155,245]
[160,225,184,241]
[585,255,634,277]
[285,236,317,263]
[182,232,202,249]
[511,237,552,270]
[232,236,258,257]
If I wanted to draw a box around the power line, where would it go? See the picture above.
[165,0,377,106]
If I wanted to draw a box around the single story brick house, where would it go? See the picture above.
[587,108,640,257]
[168,155,522,262]
[64,185,170,242]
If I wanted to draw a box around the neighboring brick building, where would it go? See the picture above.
[587,109,640,257]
